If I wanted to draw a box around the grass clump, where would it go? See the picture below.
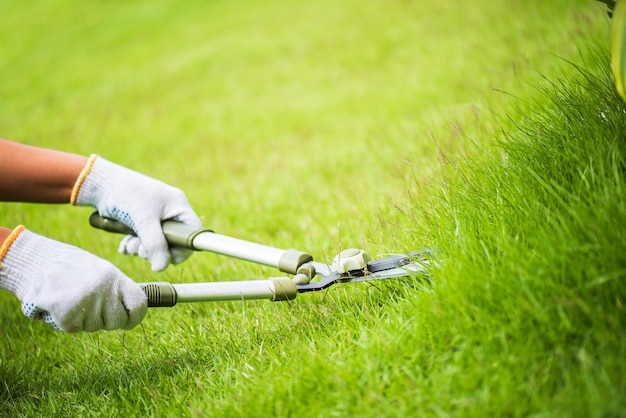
[418,48,626,415]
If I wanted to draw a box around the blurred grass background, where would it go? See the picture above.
[1,0,622,416]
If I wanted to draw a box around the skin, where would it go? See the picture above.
[0,138,87,244]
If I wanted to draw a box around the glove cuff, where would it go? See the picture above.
[0,226,37,299]
[71,155,134,208]
[71,156,148,234]
[70,154,99,205]
[0,225,25,266]
[71,154,148,211]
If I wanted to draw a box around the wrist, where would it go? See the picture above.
[0,225,25,263]
[70,154,99,205]
[0,225,27,296]
[71,156,140,210]
[0,227,13,245]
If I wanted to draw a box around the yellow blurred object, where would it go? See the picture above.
[612,0,626,100]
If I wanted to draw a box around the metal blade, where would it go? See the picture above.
[296,251,431,293]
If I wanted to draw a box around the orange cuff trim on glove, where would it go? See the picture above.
[70,154,98,205]
[0,225,25,266]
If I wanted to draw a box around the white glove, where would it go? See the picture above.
[0,226,147,333]
[72,155,203,271]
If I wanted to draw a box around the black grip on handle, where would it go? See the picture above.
[89,212,136,235]
[89,211,214,249]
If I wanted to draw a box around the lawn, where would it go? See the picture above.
[1,0,623,416]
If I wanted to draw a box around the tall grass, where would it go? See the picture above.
[421,48,626,415]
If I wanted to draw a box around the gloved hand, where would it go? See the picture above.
[71,155,203,271]
[0,226,147,333]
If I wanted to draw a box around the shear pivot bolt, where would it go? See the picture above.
[332,248,371,273]
[292,273,311,285]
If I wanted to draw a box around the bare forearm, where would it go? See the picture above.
[0,227,11,244]
[0,139,87,203]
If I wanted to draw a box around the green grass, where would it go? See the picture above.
[1,0,623,416]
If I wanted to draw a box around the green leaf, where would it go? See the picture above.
[611,0,626,100]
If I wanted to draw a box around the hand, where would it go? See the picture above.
[72,156,203,271]
[0,227,147,333]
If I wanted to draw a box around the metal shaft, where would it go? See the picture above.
[191,233,285,268]
[89,212,313,274]
[140,277,298,307]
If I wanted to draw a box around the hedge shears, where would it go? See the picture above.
[90,213,431,308]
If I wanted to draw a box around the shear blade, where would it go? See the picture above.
[296,251,431,293]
